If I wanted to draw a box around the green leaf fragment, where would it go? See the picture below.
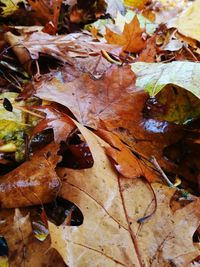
[131,61,200,99]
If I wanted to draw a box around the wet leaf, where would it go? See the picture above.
[105,15,146,53]
[34,64,184,179]
[144,85,200,124]
[0,143,61,208]
[50,123,200,267]
[96,129,159,181]
[0,208,66,267]
[32,106,75,143]
[131,61,200,98]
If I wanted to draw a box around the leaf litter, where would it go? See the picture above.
[0,0,200,266]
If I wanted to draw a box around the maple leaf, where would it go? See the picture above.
[35,64,183,176]
[49,122,200,267]
[105,15,146,53]
[0,143,61,208]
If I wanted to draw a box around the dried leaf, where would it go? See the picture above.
[105,15,146,53]
[50,123,200,267]
[0,143,61,208]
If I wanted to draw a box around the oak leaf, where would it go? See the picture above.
[50,123,200,267]
[105,15,146,53]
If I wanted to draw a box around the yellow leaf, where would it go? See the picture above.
[175,0,200,42]
[105,15,146,53]
[124,0,148,10]
[0,0,24,17]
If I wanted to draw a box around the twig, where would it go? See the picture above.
[150,156,175,188]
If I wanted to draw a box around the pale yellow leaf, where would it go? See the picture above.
[175,0,200,42]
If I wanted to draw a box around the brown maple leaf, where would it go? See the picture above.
[105,15,146,53]
[35,64,183,175]
[50,123,200,267]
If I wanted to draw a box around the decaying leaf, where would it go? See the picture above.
[105,15,146,53]
[131,61,200,98]
[50,123,200,267]
[0,208,66,266]
[0,143,61,208]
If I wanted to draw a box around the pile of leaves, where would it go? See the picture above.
[0,0,200,266]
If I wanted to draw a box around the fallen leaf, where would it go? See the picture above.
[105,15,146,53]
[144,85,200,124]
[34,64,184,178]
[131,61,200,98]
[32,106,75,143]
[27,0,62,32]
[96,129,159,181]
[0,208,66,267]
[124,0,149,10]
[0,143,61,208]
[136,36,157,62]
[0,0,24,17]
[175,0,200,42]
[50,123,200,267]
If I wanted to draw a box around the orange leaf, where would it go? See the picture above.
[97,129,158,182]
[27,0,62,33]
[105,15,146,53]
